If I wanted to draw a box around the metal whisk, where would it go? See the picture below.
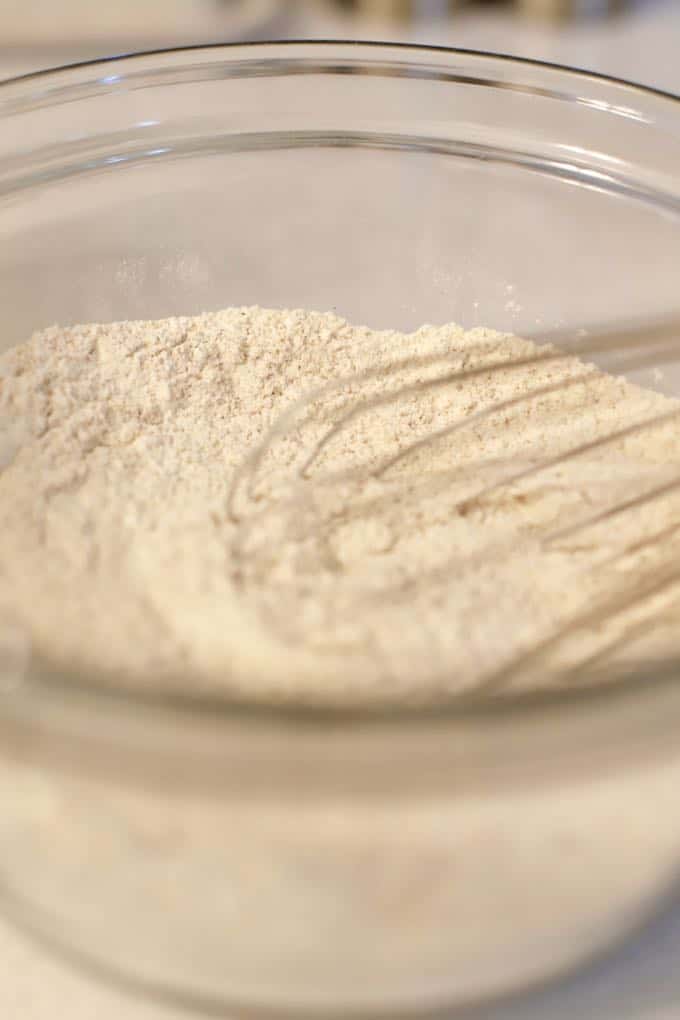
[229,315,680,515]
[227,315,680,697]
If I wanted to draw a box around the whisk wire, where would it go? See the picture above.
[227,314,680,692]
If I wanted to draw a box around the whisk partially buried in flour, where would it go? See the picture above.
[227,314,680,694]
[228,315,680,518]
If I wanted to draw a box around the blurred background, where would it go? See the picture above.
[0,0,679,93]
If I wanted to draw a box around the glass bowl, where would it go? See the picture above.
[2,41,680,1018]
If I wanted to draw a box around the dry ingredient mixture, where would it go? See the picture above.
[2,305,680,704]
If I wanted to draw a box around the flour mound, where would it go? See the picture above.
[2,307,680,704]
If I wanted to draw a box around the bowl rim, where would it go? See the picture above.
[2,40,680,735]
[0,38,679,107]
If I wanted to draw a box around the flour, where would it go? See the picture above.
[2,306,680,704]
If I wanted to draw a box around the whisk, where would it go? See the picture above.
[226,314,680,697]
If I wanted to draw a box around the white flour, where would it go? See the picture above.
[2,306,680,703]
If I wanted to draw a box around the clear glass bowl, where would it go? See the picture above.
[2,41,680,1018]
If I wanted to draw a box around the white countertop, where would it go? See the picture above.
[2,2,680,1018]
